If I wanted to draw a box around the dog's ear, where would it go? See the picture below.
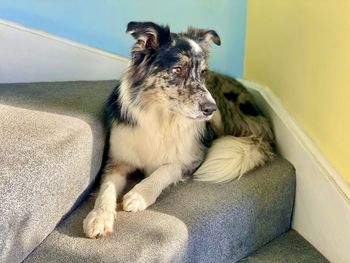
[184,27,221,58]
[126,21,171,53]
[186,28,221,46]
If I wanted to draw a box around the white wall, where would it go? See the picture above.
[0,20,128,83]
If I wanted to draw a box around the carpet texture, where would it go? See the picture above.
[0,81,117,263]
[25,157,295,263]
[239,230,329,263]
[1,81,300,263]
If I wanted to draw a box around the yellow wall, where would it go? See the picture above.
[245,1,350,182]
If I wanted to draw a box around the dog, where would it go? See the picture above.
[83,22,274,238]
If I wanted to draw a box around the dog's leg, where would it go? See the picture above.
[83,162,135,238]
[123,164,182,212]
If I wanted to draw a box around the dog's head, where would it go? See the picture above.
[125,21,221,120]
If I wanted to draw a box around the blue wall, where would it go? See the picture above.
[0,0,247,77]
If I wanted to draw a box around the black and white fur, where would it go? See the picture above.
[83,22,274,238]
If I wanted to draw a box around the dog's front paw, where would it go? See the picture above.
[83,208,115,238]
[122,191,147,212]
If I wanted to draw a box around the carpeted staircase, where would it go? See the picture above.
[0,81,329,262]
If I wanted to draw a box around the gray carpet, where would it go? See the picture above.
[1,81,309,263]
[0,80,118,130]
[0,81,117,263]
[25,157,295,263]
[239,230,329,263]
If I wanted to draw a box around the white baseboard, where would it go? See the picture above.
[0,19,128,83]
[2,18,349,263]
[241,79,350,263]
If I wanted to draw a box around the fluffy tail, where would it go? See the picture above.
[194,136,273,183]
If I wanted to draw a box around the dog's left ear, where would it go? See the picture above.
[187,28,221,46]
[184,27,221,58]
[126,21,171,54]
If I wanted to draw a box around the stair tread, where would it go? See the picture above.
[239,230,329,263]
[24,157,295,263]
[0,80,117,263]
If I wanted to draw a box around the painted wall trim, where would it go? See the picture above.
[0,19,129,83]
[240,79,350,263]
[0,19,129,62]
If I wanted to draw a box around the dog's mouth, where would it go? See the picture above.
[185,112,214,121]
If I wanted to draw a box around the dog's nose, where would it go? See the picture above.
[200,102,217,116]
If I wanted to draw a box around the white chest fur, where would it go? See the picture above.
[109,107,206,175]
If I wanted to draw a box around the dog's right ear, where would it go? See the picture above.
[126,22,171,53]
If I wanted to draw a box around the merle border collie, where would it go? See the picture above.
[83,22,274,238]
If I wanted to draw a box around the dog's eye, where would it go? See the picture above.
[201,69,208,75]
[172,66,182,75]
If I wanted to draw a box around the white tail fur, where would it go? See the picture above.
[193,136,271,183]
